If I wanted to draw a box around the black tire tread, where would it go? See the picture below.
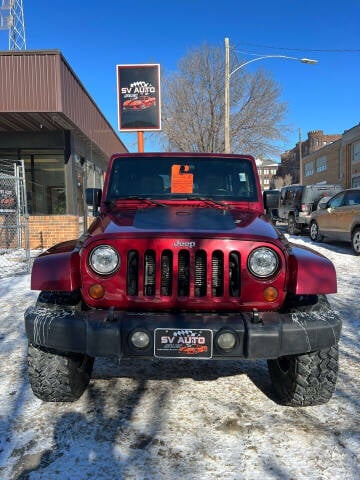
[28,344,93,402]
[268,344,339,406]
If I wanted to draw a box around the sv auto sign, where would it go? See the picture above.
[117,64,161,132]
[154,328,213,358]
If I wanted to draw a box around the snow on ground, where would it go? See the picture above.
[0,235,359,479]
[0,249,32,279]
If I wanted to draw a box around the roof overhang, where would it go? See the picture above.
[0,49,127,158]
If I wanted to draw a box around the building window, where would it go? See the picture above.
[263,178,269,185]
[23,150,65,214]
[263,169,269,175]
[271,169,277,174]
[304,161,314,177]
[352,141,360,164]
[352,175,360,188]
[316,156,327,173]
[86,162,104,189]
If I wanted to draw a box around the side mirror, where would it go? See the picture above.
[86,188,102,215]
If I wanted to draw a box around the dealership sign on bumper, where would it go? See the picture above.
[117,64,161,132]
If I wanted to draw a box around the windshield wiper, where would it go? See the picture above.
[186,197,229,209]
[107,196,167,207]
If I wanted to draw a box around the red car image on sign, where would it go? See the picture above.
[123,95,156,111]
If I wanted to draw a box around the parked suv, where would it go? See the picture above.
[277,183,343,234]
[24,153,342,407]
[309,188,360,254]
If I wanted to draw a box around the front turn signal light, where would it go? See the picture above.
[263,286,278,302]
[89,283,105,299]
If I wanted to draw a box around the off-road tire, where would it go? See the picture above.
[268,294,339,406]
[268,345,339,406]
[309,220,323,242]
[351,227,360,255]
[28,290,93,402]
[288,215,300,235]
[28,343,94,402]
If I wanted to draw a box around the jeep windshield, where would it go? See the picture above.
[107,156,258,202]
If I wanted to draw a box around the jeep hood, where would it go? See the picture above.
[87,206,278,240]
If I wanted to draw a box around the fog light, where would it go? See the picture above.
[263,286,278,302]
[89,284,105,299]
[216,331,237,351]
[130,330,151,349]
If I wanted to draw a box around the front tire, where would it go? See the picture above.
[268,294,339,406]
[268,345,339,406]
[28,290,94,402]
[28,344,94,402]
[351,227,360,255]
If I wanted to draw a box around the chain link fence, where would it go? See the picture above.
[0,159,30,278]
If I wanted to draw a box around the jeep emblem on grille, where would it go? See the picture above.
[173,240,196,248]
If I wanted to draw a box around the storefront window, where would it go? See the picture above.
[86,162,104,189]
[22,150,65,214]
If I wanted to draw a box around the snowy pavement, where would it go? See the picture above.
[0,235,359,479]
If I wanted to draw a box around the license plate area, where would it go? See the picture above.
[154,328,213,358]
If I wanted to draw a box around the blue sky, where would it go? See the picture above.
[1,0,359,159]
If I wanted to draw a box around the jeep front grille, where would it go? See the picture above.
[126,249,241,298]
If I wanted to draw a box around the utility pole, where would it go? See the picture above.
[224,37,230,153]
[224,37,317,157]
[299,128,303,184]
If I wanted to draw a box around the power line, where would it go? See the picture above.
[234,42,360,54]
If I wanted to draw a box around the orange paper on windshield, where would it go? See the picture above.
[171,164,194,193]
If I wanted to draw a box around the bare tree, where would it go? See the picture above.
[160,43,289,156]
[284,173,293,186]
[273,176,285,190]
[273,173,293,190]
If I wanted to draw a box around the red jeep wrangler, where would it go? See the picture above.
[25,153,341,406]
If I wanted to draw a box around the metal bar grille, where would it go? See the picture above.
[126,248,241,299]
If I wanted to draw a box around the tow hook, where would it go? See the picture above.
[251,308,262,324]
[106,306,116,322]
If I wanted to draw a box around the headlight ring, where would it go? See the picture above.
[248,247,279,278]
[89,245,120,275]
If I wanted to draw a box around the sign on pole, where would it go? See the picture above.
[117,64,161,132]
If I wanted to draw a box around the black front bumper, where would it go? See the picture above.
[24,304,342,360]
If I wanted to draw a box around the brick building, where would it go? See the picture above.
[302,123,360,189]
[0,50,127,250]
[278,130,342,183]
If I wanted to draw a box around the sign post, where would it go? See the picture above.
[137,131,144,153]
[117,64,161,152]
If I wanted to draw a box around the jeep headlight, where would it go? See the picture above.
[248,247,279,278]
[89,245,120,275]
